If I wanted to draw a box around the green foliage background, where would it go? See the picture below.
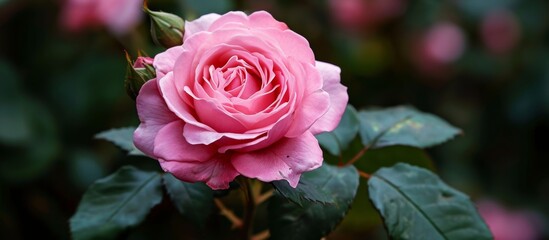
[1,0,548,239]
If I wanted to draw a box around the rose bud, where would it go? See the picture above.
[124,52,155,100]
[144,1,184,48]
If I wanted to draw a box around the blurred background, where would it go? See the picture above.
[1,0,548,239]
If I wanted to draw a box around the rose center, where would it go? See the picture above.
[206,56,262,100]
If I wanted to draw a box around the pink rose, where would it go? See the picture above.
[133,11,348,189]
[60,0,142,35]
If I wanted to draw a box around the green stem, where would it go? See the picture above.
[344,146,369,166]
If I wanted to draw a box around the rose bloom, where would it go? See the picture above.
[133,11,348,189]
[60,0,142,35]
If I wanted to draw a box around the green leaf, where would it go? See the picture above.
[358,106,461,148]
[271,178,333,207]
[269,164,359,240]
[70,166,163,240]
[316,105,360,156]
[337,144,436,230]
[368,163,492,240]
[162,173,213,228]
[95,127,144,156]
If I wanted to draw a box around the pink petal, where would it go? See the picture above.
[309,61,348,134]
[208,11,250,31]
[158,72,208,129]
[153,121,216,162]
[184,13,221,41]
[257,28,316,65]
[248,11,289,30]
[231,132,323,187]
[285,89,330,138]
[208,11,288,34]
[134,79,178,157]
[218,109,294,153]
[153,46,184,79]
[159,155,239,190]
[192,96,248,133]
[183,123,263,146]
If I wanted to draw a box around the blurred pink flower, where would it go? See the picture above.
[477,199,544,240]
[411,22,465,79]
[60,0,143,35]
[481,9,521,54]
[329,0,406,30]
[423,22,465,64]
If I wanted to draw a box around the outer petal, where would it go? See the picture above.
[155,121,238,190]
[153,121,216,162]
[309,61,348,134]
[231,132,323,187]
[285,90,330,138]
[133,79,178,157]
[285,60,330,138]
[184,13,221,40]
[153,46,184,79]
[159,156,239,190]
[248,11,288,30]
[207,11,288,32]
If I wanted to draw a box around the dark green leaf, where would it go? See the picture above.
[269,164,359,240]
[368,163,492,240]
[316,105,360,155]
[358,106,461,148]
[70,166,163,240]
[95,127,144,156]
[162,173,213,227]
[271,178,333,207]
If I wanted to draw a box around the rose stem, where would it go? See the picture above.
[251,180,263,201]
[358,170,372,179]
[239,178,256,240]
[344,146,370,166]
[214,199,243,229]
[255,190,274,205]
[251,229,270,240]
